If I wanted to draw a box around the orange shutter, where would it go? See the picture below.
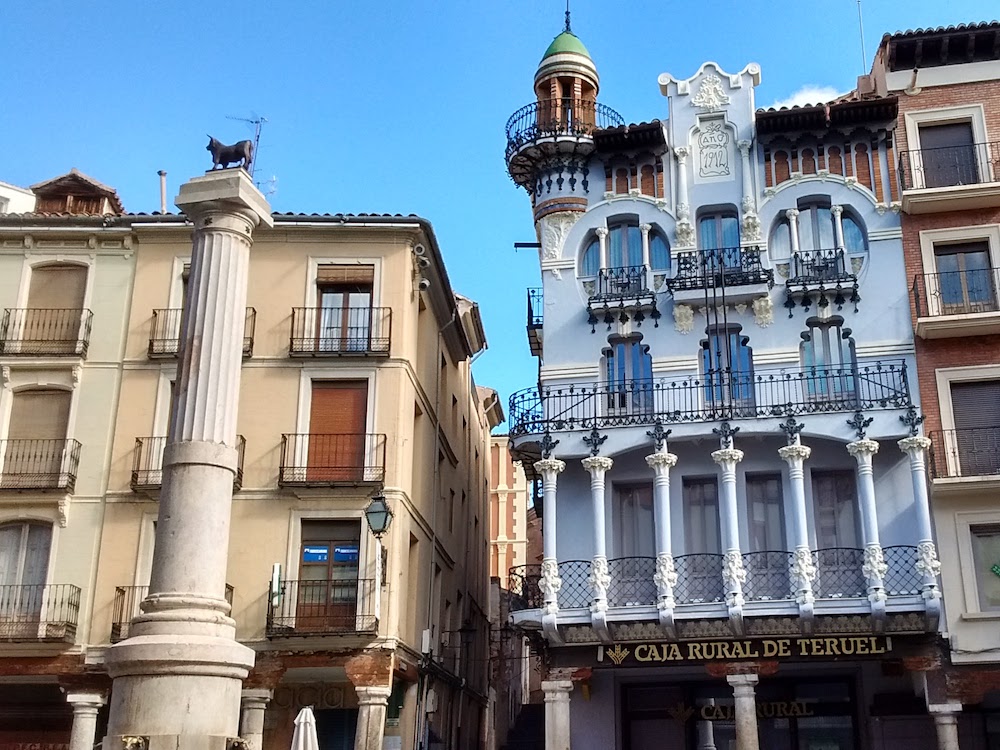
[307,381,368,481]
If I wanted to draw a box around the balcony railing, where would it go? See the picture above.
[289,306,391,356]
[898,141,1000,190]
[131,435,246,491]
[912,268,1000,318]
[669,247,773,292]
[508,361,910,436]
[508,547,921,613]
[0,439,81,492]
[279,433,386,486]
[787,248,856,285]
[266,578,377,636]
[505,98,625,161]
[0,308,93,357]
[930,427,1000,479]
[112,583,234,642]
[592,265,650,301]
[0,583,80,642]
[149,307,255,358]
[527,288,543,328]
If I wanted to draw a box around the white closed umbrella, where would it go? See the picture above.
[290,706,320,750]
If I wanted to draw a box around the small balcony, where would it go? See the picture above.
[0,308,93,357]
[526,288,543,357]
[289,307,391,357]
[266,578,378,637]
[0,439,81,492]
[912,268,1000,338]
[898,141,1000,213]
[784,248,860,312]
[930,427,1000,494]
[669,246,773,305]
[112,583,234,642]
[278,433,386,487]
[0,583,81,643]
[149,307,255,358]
[131,436,246,492]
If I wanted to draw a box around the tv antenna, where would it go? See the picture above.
[856,0,867,73]
[226,113,268,179]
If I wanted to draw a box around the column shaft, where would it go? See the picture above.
[542,680,573,750]
[67,693,105,750]
[646,452,679,612]
[712,448,746,609]
[355,686,392,750]
[847,439,886,608]
[932,709,961,750]
[534,459,566,614]
[727,675,761,750]
[582,456,613,612]
[779,444,815,607]
[240,689,272,750]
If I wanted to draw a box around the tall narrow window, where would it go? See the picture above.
[949,380,1000,477]
[296,520,361,632]
[812,470,864,598]
[307,381,368,482]
[604,336,653,416]
[608,222,643,269]
[918,121,978,188]
[316,265,374,352]
[970,525,1000,612]
[800,318,858,404]
[2,389,72,486]
[24,265,88,353]
[581,236,600,277]
[615,484,655,558]
[746,475,784,552]
[650,232,670,272]
[934,241,996,315]
[0,522,52,635]
[701,325,753,411]
[698,211,741,271]
[682,478,722,604]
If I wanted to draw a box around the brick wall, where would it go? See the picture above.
[894,80,1000,154]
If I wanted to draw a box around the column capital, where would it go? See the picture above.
[830,204,844,217]
[595,226,609,239]
[778,444,812,463]
[534,457,566,476]
[737,139,753,154]
[674,146,690,160]
[541,679,574,698]
[582,455,614,473]
[65,690,106,710]
[640,223,652,235]
[898,435,932,454]
[726,673,759,688]
[241,688,273,705]
[174,169,274,228]
[847,439,880,459]
[784,208,800,220]
[355,685,393,705]
[645,451,678,471]
[712,447,744,466]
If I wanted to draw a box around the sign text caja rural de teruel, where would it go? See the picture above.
[601,636,890,666]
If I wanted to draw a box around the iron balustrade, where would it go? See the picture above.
[788,249,855,285]
[607,557,657,607]
[149,307,255,358]
[131,436,246,491]
[508,361,910,436]
[898,140,1000,190]
[742,551,794,601]
[593,266,650,301]
[289,306,391,356]
[670,246,773,292]
[112,583,233,642]
[527,288,544,328]
[929,427,1000,479]
[279,433,386,486]
[505,98,625,161]
[0,583,80,642]
[0,308,93,357]
[883,546,922,596]
[0,439,81,492]
[672,554,725,604]
[912,268,1000,318]
[266,578,377,636]
[812,548,866,599]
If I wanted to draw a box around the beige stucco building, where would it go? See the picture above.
[489,436,529,581]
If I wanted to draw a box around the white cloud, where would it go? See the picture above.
[768,85,845,110]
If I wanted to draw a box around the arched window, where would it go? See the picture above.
[608,222,643,269]
[772,200,867,255]
[698,211,740,251]
[582,236,600,277]
[800,317,858,403]
[604,336,653,415]
[700,325,754,410]
[650,232,670,272]
[842,214,865,254]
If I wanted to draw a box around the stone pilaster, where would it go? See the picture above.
[712,446,746,631]
[67,691,105,750]
[778,442,816,622]
[727,674,761,750]
[542,680,573,750]
[646,450,679,632]
[737,140,761,243]
[847,439,887,620]
[240,689,272,750]
[899,436,942,621]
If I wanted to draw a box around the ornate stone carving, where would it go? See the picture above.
[539,559,562,615]
[588,556,611,611]
[538,211,580,262]
[674,219,695,248]
[57,497,69,528]
[741,210,762,242]
[698,121,731,178]
[791,548,818,584]
[722,550,747,588]
[776,263,790,279]
[847,439,880,459]
[784,208,800,221]
[583,280,596,296]
[654,552,680,591]
[851,257,864,274]
[752,295,773,327]
[533,458,567,476]
[0,366,10,390]
[711,447,745,466]
[778,444,812,463]
[645,452,678,471]
[915,541,942,578]
[691,74,731,111]
[898,436,932,454]
[581,455,614,474]
[673,303,694,333]
[862,544,889,581]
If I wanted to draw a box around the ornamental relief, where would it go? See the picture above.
[698,121,731,179]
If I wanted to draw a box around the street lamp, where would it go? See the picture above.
[364,493,393,539]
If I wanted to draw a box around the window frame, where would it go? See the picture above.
[935,365,1000,477]
[903,104,990,190]
[614,483,656,559]
[955,512,1000,617]
[919,226,1000,317]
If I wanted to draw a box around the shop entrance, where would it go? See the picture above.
[622,679,857,750]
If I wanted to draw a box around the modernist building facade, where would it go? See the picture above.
[0,172,501,750]
[502,21,970,750]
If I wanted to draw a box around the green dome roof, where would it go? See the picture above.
[541,31,591,61]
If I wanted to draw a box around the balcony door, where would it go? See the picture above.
[800,318,858,406]
[701,326,754,415]
[744,475,789,600]
[933,242,997,315]
[918,121,978,188]
[682,479,723,603]
[317,265,374,353]
[307,380,368,482]
[2,389,71,489]
[698,212,740,273]
[604,337,653,419]
[23,265,87,353]
[0,522,52,638]
[950,380,1000,477]
[296,521,361,632]
[612,484,656,606]
[811,471,865,598]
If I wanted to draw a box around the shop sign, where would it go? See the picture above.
[601,636,890,666]
[666,700,818,722]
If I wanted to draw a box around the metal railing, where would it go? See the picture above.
[505,98,625,161]
[149,307,255,358]
[930,427,1000,478]
[884,546,922,596]
[527,288,543,328]
[266,578,377,636]
[670,246,773,292]
[131,436,246,491]
[289,306,391,356]
[898,141,1000,190]
[912,268,1000,318]
[788,249,855,285]
[112,583,233,642]
[812,548,866,598]
[0,308,93,357]
[593,265,649,300]
[742,551,793,601]
[279,433,386,486]
[0,583,80,642]
[508,361,910,436]
[0,439,81,492]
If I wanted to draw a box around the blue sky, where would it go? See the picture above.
[1,1,992,429]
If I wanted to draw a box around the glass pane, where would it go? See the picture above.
[971,528,1000,611]
[650,235,670,271]
[699,216,720,250]
[582,239,600,276]
[22,525,50,588]
[302,544,330,564]
[609,226,624,268]
[0,526,22,587]
[721,215,740,247]
[627,226,642,266]
[816,207,835,249]
[842,216,865,254]
[771,221,791,258]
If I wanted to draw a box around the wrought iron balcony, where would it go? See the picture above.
[787,248,856,285]
[131,436,245,492]
[507,547,921,613]
[505,98,625,162]
[112,583,233,642]
[591,265,651,301]
[912,267,1000,326]
[898,140,1000,190]
[0,308,93,357]
[266,578,377,637]
[0,583,81,642]
[669,246,773,294]
[278,433,386,486]
[508,361,911,436]
[289,306,391,357]
[0,439,81,492]
[526,288,543,357]
[149,307,255,358]
[930,427,1000,479]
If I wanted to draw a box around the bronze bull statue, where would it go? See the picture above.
[206,135,253,171]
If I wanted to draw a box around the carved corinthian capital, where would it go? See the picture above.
[645,452,678,471]
[898,436,932,454]
[778,444,813,464]
[533,458,566,477]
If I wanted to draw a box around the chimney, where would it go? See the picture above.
[158,170,167,214]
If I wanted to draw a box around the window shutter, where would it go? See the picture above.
[951,381,1000,430]
[27,266,87,309]
[919,122,974,150]
[317,265,375,285]
[309,381,368,434]
[7,390,72,440]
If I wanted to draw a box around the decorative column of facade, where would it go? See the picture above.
[929,704,962,750]
[646,450,679,633]
[830,204,846,250]
[542,679,573,750]
[103,170,272,747]
[239,689,273,750]
[674,147,695,248]
[778,441,816,622]
[696,699,718,750]
[899,436,942,626]
[737,140,761,243]
[535,457,566,643]
[582,456,614,620]
[66,691,106,750]
[847,439,887,619]
[595,226,609,270]
[785,208,801,255]
[712,446,746,631]
[640,223,652,289]
[726,674,761,750]
[354,686,393,750]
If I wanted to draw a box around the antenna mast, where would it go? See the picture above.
[857,0,867,73]
[565,0,571,32]
[226,114,268,179]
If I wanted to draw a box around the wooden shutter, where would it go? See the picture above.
[919,122,974,151]
[307,381,368,481]
[951,381,1000,430]
[27,266,87,310]
[7,390,71,440]
[317,265,375,285]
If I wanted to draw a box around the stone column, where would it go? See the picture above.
[899,437,942,599]
[785,208,801,255]
[582,456,614,614]
[103,170,272,748]
[930,704,962,750]
[674,147,695,248]
[595,226,609,270]
[640,223,652,267]
[534,458,567,616]
[830,204,845,250]
[737,140,761,243]
[696,699,718,750]
[726,674,761,750]
[355,686,393,750]
[712,446,746,625]
[847,439,887,613]
[240,689,272,750]
[542,679,573,750]
[778,441,816,617]
[67,691,105,750]
[646,450,679,629]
